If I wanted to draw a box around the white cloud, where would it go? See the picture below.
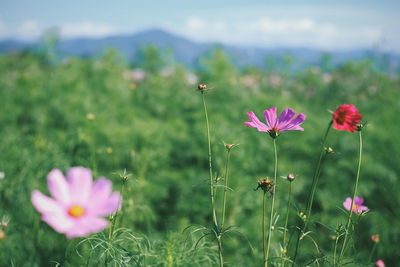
[0,18,118,40]
[60,22,117,39]
[172,16,388,51]
[0,18,43,40]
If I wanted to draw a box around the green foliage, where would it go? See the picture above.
[0,47,399,266]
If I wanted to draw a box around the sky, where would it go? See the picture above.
[0,0,399,52]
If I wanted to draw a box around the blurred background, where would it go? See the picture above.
[0,0,399,266]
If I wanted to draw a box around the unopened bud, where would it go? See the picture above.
[371,234,380,243]
[357,123,365,132]
[197,84,207,92]
[0,230,5,240]
[325,147,334,153]
[287,174,296,181]
[225,144,234,150]
[86,113,96,121]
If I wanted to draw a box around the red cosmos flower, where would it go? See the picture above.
[332,104,362,132]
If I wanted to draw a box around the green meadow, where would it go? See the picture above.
[0,47,399,266]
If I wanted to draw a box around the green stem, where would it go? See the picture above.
[282,181,292,264]
[292,122,332,266]
[106,179,126,265]
[333,235,340,266]
[338,131,363,263]
[262,191,267,267]
[221,150,231,228]
[217,236,224,267]
[201,91,218,228]
[368,243,376,263]
[305,121,332,224]
[265,138,278,267]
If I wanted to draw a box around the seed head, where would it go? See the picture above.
[256,177,274,195]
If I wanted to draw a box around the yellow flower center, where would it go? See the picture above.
[68,205,85,218]
[351,204,359,212]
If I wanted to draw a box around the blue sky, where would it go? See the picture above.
[1,0,399,51]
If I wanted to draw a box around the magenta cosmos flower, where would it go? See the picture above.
[343,196,368,214]
[375,260,385,267]
[244,107,306,138]
[32,167,121,238]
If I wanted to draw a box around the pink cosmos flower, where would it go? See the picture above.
[343,196,369,214]
[375,260,385,267]
[32,167,121,238]
[244,107,306,138]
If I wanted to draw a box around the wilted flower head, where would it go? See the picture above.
[31,167,121,239]
[256,177,274,194]
[343,196,369,214]
[371,234,380,243]
[244,107,306,138]
[332,104,362,132]
[375,260,385,267]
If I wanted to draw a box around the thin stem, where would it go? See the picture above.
[201,91,218,228]
[217,236,224,267]
[221,149,231,228]
[292,121,332,266]
[265,138,278,267]
[282,181,292,263]
[338,131,363,263]
[333,235,340,266]
[305,121,332,224]
[262,191,267,267]
[106,179,126,265]
[368,243,376,263]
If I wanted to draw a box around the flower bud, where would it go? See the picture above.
[197,84,207,92]
[0,230,5,240]
[357,123,365,132]
[287,174,296,182]
[225,144,234,150]
[86,113,96,121]
[371,234,380,243]
[325,147,334,154]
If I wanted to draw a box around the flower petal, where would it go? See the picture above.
[90,177,112,201]
[89,193,121,216]
[48,169,70,205]
[244,112,269,132]
[281,113,307,131]
[67,167,93,204]
[32,190,63,214]
[65,217,109,239]
[354,197,364,205]
[42,213,75,234]
[263,107,277,128]
[343,197,352,211]
[276,108,296,130]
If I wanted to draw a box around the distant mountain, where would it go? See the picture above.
[0,29,399,70]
